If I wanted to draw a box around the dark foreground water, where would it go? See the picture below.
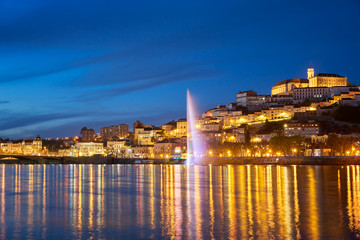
[0,164,360,239]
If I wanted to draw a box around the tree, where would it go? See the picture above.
[269,136,291,156]
[300,98,311,106]
[269,135,306,156]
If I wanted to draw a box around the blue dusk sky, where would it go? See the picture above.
[0,0,359,139]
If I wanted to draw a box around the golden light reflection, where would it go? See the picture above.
[283,167,292,239]
[308,167,319,240]
[89,166,94,233]
[209,165,215,240]
[149,165,155,232]
[265,166,275,236]
[347,166,354,232]
[239,166,248,238]
[2,165,360,239]
[293,166,301,240]
[355,166,360,232]
[77,165,83,236]
[227,165,236,238]
[101,165,105,227]
[276,166,284,237]
[247,165,254,238]
[347,165,360,237]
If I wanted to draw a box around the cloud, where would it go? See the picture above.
[0,111,85,131]
[0,0,240,85]
[75,63,220,101]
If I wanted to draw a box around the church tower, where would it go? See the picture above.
[307,68,314,79]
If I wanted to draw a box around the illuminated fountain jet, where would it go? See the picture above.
[186,89,205,165]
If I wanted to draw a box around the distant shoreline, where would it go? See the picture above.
[1,155,360,165]
[200,156,360,165]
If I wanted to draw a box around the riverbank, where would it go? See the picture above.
[201,156,360,165]
[1,155,360,165]
[0,156,169,164]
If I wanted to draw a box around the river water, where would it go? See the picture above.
[0,164,359,239]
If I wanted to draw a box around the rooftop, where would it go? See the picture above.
[315,73,344,78]
[274,78,309,87]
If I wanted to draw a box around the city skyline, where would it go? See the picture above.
[1,0,360,139]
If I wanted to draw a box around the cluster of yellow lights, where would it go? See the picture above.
[251,137,262,143]
[256,115,266,121]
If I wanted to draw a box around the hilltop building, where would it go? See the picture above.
[271,68,347,97]
[308,70,347,87]
[293,87,332,103]
[271,78,309,96]
[236,90,266,111]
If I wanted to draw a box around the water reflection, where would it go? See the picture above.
[1,164,360,239]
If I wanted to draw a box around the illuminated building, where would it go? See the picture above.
[58,147,78,157]
[236,90,257,105]
[100,124,129,140]
[161,120,177,132]
[305,148,331,156]
[133,121,162,145]
[308,71,347,88]
[176,118,187,137]
[223,129,237,142]
[311,135,328,143]
[284,122,320,138]
[331,86,359,96]
[236,90,266,110]
[330,88,360,105]
[202,103,242,118]
[201,122,220,132]
[266,94,294,105]
[0,135,42,155]
[196,131,223,143]
[271,78,309,96]
[106,140,129,157]
[130,145,154,158]
[75,142,104,156]
[135,127,162,145]
[101,125,117,140]
[293,87,332,103]
[271,68,347,97]
[232,125,248,142]
[154,139,185,158]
